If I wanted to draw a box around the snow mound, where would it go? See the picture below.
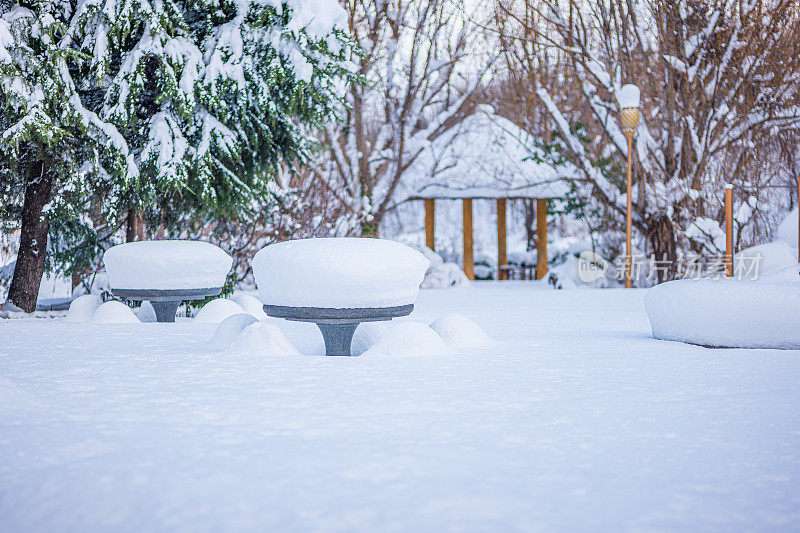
[430,313,492,349]
[778,207,798,250]
[760,264,800,283]
[421,262,470,289]
[90,301,140,324]
[362,322,452,357]
[231,294,268,320]
[65,294,101,323]
[735,240,796,277]
[207,313,259,351]
[103,240,232,290]
[227,322,301,356]
[194,299,247,323]
[645,271,800,349]
[253,238,430,308]
[135,301,157,323]
[351,321,389,356]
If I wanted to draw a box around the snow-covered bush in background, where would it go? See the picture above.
[778,208,798,252]
[473,253,496,281]
[421,263,470,290]
[409,244,470,290]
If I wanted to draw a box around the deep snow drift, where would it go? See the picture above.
[103,240,232,290]
[253,238,430,308]
[1,285,799,531]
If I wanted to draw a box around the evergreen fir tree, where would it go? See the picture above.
[0,0,353,310]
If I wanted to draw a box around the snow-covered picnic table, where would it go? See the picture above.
[104,241,233,322]
[254,238,429,355]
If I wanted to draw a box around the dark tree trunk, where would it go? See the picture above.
[7,161,56,312]
[126,208,137,242]
[523,199,536,250]
[647,214,677,283]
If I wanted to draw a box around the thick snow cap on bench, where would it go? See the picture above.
[253,238,430,308]
[104,240,233,290]
[645,266,800,349]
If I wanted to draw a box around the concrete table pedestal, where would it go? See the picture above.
[263,304,414,356]
[110,288,223,323]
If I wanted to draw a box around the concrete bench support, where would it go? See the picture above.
[263,304,414,356]
[110,287,223,322]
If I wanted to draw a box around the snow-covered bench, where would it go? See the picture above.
[104,241,233,322]
[254,238,429,356]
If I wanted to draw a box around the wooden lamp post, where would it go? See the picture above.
[618,84,641,288]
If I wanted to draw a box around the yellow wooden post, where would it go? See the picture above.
[536,198,548,279]
[424,198,435,251]
[462,199,474,280]
[797,176,799,263]
[624,134,634,288]
[725,185,733,277]
[497,199,508,280]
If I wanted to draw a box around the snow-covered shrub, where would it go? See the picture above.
[404,244,469,290]
[421,263,470,290]
[473,252,496,280]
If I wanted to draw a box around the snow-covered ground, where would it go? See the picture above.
[1,284,799,531]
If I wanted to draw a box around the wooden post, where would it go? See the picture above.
[625,135,634,288]
[535,198,548,279]
[462,199,474,280]
[424,198,435,251]
[497,198,508,280]
[797,176,799,263]
[725,185,733,277]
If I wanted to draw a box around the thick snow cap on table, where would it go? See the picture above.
[253,238,430,308]
[103,240,232,290]
[617,84,640,108]
[644,266,800,349]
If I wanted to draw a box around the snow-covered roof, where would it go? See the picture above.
[407,107,575,200]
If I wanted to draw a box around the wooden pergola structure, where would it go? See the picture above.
[414,195,555,281]
[406,107,574,281]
